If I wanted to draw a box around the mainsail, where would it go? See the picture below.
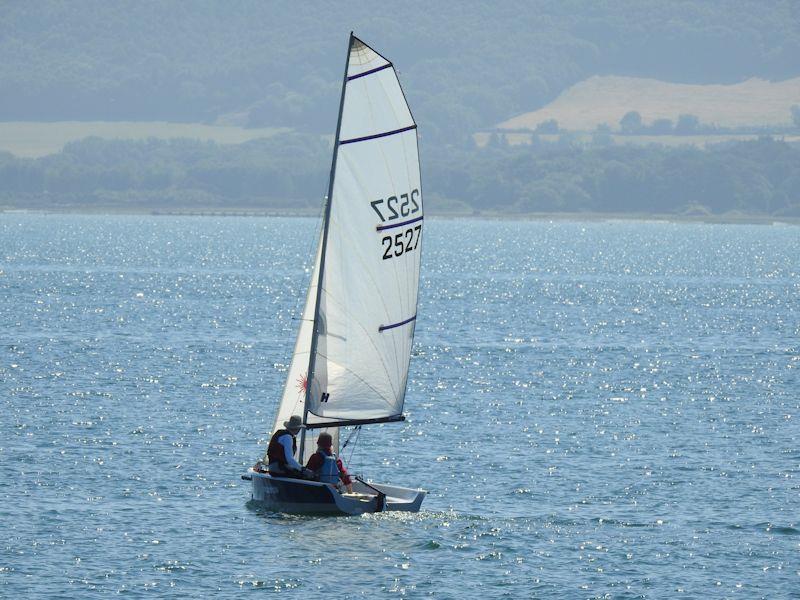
[270,34,422,460]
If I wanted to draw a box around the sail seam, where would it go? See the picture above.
[340,124,417,145]
[352,35,393,65]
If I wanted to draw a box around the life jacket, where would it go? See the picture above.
[267,429,297,469]
[314,449,340,484]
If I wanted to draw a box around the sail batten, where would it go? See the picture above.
[346,63,393,81]
[376,215,423,231]
[379,315,417,332]
[340,124,417,145]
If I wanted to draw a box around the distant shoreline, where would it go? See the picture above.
[2,205,798,226]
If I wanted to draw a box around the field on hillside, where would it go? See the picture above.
[499,76,800,132]
[474,132,800,148]
[0,121,288,158]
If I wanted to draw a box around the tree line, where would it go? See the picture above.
[429,137,800,216]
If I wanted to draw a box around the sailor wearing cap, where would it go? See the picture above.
[266,415,310,478]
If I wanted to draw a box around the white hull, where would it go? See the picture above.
[245,470,426,516]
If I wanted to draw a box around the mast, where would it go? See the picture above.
[299,32,353,458]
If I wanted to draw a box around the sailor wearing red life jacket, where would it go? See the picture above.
[306,432,353,493]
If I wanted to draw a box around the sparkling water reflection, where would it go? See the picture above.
[1,214,798,597]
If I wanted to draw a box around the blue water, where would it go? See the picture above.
[1,214,798,598]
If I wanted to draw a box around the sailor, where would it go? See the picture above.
[266,415,311,478]
[306,432,353,493]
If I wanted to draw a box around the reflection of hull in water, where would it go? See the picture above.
[246,470,426,516]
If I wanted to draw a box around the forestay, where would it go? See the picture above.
[307,35,423,426]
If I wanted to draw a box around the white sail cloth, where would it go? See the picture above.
[310,37,423,423]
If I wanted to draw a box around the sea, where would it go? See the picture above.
[1,214,798,598]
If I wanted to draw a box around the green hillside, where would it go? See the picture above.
[2,1,799,144]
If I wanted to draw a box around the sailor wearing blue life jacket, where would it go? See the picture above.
[306,432,354,492]
[266,415,312,479]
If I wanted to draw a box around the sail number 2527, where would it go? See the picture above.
[371,189,422,261]
[370,189,421,222]
[381,224,422,260]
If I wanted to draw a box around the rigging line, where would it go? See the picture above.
[345,424,361,470]
[340,425,361,450]
[313,352,399,412]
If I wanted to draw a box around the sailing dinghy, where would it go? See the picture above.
[243,33,426,515]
